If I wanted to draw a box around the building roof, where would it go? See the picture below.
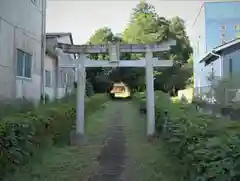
[46,32,74,45]
[46,32,77,59]
[199,38,240,65]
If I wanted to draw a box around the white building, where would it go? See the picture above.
[45,33,76,101]
[0,0,46,102]
[0,1,76,103]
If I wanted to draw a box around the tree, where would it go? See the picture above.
[169,17,192,63]
[86,1,193,93]
[122,2,193,92]
[88,27,114,45]
[86,27,117,93]
[123,2,170,44]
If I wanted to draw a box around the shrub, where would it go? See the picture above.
[135,91,240,181]
[0,98,35,118]
[0,94,107,178]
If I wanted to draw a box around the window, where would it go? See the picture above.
[66,73,74,87]
[229,58,233,77]
[59,70,67,87]
[67,74,71,86]
[16,49,32,78]
[63,72,67,86]
[45,70,52,87]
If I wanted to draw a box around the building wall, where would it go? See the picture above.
[222,47,240,78]
[193,1,240,95]
[206,1,240,84]
[44,54,57,101]
[205,1,240,51]
[0,0,45,102]
[192,3,207,94]
[56,36,76,98]
[57,36,75,60]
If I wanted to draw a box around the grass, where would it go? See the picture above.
[4,100,185,181]
[3,102,112,181]
[123,102,185,181]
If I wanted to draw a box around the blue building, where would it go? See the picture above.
[192,1,240,96]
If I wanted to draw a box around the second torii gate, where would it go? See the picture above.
[56,40,175,141]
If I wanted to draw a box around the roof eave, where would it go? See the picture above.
[199,38,240,65]
[46,49,58,59]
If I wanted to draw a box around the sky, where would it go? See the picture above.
[46,0,203,45]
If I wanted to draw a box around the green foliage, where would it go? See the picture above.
[88,27,114,45]
[85,80,94,97]
[208,75,240,105]
[135,91,240,180]
[0,94,108,178]
[85,1,193,94]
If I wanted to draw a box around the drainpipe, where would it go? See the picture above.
[40,0,47,103]
[210,51,222,76]
[210,51,222,104]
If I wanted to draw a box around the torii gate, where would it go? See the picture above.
[56,40,175,141]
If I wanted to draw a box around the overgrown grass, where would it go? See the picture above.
[122,101,184,181]
[135,91,240,180]
[0,93,108,179]
[3,102,112,181]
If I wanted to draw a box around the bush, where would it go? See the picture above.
[0,98,35,118]
[0,94,108,178]
[135,91,240,181]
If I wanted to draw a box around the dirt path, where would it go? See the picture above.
[87,102,126,181]
[87,100,182,181]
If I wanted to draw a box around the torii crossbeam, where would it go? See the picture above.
[56,40,176,143]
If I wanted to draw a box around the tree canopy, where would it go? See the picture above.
[85,1,193,94]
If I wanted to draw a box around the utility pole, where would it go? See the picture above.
[40,0,47,103]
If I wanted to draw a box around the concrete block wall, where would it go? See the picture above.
[0,0,45,102]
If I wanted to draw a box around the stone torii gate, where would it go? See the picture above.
[56,40,175,140]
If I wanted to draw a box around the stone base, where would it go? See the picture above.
[70,132,87,146]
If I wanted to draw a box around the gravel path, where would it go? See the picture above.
[87,102,126,181]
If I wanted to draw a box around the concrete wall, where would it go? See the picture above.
[223,47,240,77]
[205,1,240,83]
[193,1,240,96]
[0,0,45,102]
[44,54,57,101]
[192,3,207,95]
[44,53,73,101]
[205,1,240,50]
[56,35,76,98]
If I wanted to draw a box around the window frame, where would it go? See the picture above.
[44,70,52,88]
[16,49,32,80]
[229,58,233,78]
[59,70,66,88]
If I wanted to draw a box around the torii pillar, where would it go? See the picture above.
[145,47,155,135]
[76,53,86,135]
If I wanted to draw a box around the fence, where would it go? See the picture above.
[194,75,240,106]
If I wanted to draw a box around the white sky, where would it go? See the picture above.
[46,0,203,44]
